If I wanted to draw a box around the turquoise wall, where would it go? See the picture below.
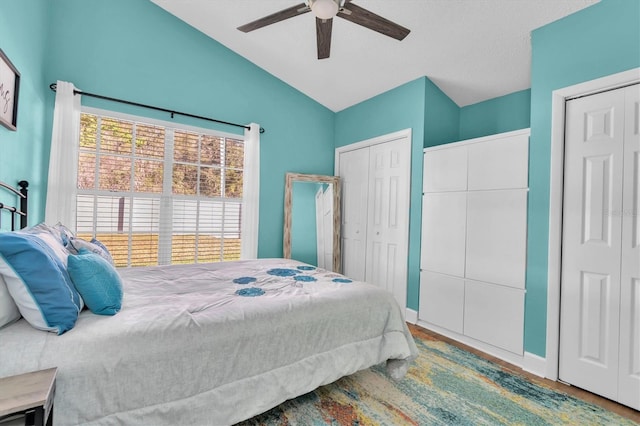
[526,0,640,356]
[0,0,50,229]
[12,0,336,258]
[5,0,635,361]
[335,77,459,310]
[424,78,460,147]
[459,89,531,140]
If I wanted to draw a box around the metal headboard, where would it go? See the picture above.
[0,180,28,230]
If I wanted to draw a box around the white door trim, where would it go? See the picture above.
[546,67,640,380]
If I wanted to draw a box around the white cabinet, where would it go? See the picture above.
[419,129,529,356]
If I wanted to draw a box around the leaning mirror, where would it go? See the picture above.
[283,172,341,273]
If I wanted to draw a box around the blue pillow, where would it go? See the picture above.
[0,231,83,334]
[68,237,115,265]
[67,249,122,316]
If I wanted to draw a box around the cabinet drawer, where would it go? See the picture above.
[419,271,464,333]
[463,280,524,354]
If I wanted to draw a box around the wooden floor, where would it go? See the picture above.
[408,324,640,423]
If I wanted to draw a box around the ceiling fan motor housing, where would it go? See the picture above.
[309,0,340,20]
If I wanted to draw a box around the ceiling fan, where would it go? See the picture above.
[237,0,410,59]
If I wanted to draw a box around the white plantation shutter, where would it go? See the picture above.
[77,108,246,267]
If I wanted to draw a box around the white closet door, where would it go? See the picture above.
[339,148,370,281]
[365,138,411,309]
[618,84,640,410]
[560,88,626,401]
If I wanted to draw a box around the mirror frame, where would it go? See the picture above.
[283,172,342,273]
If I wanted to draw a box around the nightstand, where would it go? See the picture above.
[0,368,56,426]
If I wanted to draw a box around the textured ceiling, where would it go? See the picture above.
[151,0,599,112]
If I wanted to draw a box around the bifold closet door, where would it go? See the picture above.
[365,139,411,309]
[560,84,640,410]
[338,148,369,281]
[618,85,640,410]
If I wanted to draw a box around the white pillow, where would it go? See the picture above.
[0,274,20,328]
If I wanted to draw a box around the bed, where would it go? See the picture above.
[0,180,418,425]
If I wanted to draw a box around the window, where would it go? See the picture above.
[77,109,244,267]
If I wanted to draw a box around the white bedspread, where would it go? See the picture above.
[0,259,417,425]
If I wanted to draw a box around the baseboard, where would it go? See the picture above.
[405,308,418,324]
[522,352,547,378]
[416,320,525,368]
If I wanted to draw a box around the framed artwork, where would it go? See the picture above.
[0,49,20,131]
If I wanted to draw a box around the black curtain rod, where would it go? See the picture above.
[49,83,264,134]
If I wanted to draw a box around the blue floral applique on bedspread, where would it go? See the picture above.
[267,268,299,277]
[296,265,316,271]
[294,275,317,282]
[233,277,257,285]
[235,287,265,297]
[332,278,353,284]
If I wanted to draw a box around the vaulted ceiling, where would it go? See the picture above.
[151,0,599,112]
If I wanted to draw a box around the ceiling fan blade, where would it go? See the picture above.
[238,3,310,33]
[316,17,333,59]
[338,2,410,41]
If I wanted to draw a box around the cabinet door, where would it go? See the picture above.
[419,271,465,333]
[465,189,527,288]
[423,145,467,192]
[421,192,467,276]
[467,134,529,191]
[464,280,524,354]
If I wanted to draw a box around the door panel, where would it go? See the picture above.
[577,271,611,365]
[560,87,626,402]
[582,154,613,245]
[618,84,640,410]
[365,138,411,309]
[338,148,369,281]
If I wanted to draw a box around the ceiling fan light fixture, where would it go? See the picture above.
[310,0,339,20]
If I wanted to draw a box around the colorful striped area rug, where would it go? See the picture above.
[237,327,637,425]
